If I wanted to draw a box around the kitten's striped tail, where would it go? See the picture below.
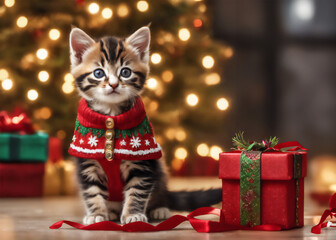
[166,188,222,211]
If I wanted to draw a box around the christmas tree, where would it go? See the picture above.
[0,0,233,172]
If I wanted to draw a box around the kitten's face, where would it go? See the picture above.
[69,27,150,105]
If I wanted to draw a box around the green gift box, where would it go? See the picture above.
[0,132,49,162]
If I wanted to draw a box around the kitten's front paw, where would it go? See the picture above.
[150,207,171,220]
[83,214,107,225]
[121,213,148,224]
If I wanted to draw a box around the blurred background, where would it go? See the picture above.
[0,0,335,199]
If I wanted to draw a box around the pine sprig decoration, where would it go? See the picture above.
[232,132,279,151]
[232,132,250,150]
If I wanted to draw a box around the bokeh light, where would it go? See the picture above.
[49,29,61,40]
[210,145,223,160]
[161,70,174,82]
[102,8,113,19]
[16,16,28,28]
[151,53,162,64]
[4,0,15,8]
[175,147,188,159]
[137,1,149,12]
[202,55,215,69]
[38,71,49,82]
[186,93,199,106]
[2,79,13,91]
[62,82,74,94]
[204,73,220,85]
[178,28,191,41]
[36,48,48,60]
[147,78,158,89]
[27,89,39,101]
[88,2,100,14]
[216,98,229,111]
[117,4,129,18]
[197,143,209,156]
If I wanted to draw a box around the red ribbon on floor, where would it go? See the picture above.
[50,207,282,232]
[311,193,336,234]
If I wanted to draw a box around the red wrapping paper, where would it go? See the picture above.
[219,151,307,230]
[0,163,45,197]
[48,137,63,163]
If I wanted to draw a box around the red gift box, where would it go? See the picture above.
[0,163,45,197]
[219,151,307,230]
[48,137,63,163]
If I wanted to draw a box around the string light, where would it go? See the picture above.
[204,73,220,85]
[36,48,48,60]
[137,1,149,12]
[16,16,28,28]
[62,82,74,94]
[64,73,74,83]
[117,4,129,18]
[186,93,199,106]
[38,71,49,82]
[165,128,175,140]
[161,70,174,82]
[223,47,234,58]
[27,89,38,101]
[2,79,13,91]
[178,28,190,41]
[49,29,61,40]
[0,69,9,80]
[148,101,159,112]
[151,53,162,64]
[209,145,223,160]
[88,2,100,14]
[202,55,215,69]
[197,143,209,157]
[4,0,15,8]
[39,107,52,119]
[198,3,207,13]
[175,147,188,159]
[56,130,66,139]
[216,98,229,111]
[147,78,158,90]
[102,8,113,19]
[171,158,185,171]
[193,19,203,28]
[175,129,186,141]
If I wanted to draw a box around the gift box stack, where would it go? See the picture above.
[44,137,77,196]
[219,134,307,230]
[0,110,48,197]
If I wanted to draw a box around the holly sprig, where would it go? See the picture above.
[232,132,279,151]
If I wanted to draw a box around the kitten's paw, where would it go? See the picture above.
[121,213,148,224]
[108,212,118,221]
[83,214,107,225]
[150,207,172,220]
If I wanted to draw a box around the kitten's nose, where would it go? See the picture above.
[109,82,119,89]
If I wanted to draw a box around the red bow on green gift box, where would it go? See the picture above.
[0,109,35,134]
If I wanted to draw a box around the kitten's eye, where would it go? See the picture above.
[120,67,132,78]
[93,69,105,79]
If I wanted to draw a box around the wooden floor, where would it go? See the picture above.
[0,177,333,240]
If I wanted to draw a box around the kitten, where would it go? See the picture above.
[68,26,222,225]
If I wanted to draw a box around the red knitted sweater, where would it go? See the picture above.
[68,98,162,201]
[68,98,162,160]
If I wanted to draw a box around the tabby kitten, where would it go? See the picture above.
[69,26,221,225]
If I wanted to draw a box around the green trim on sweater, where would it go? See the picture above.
[75,116,152,139]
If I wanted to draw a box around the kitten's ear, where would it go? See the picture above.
[69,28,95,66]
[126,27,150,63]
